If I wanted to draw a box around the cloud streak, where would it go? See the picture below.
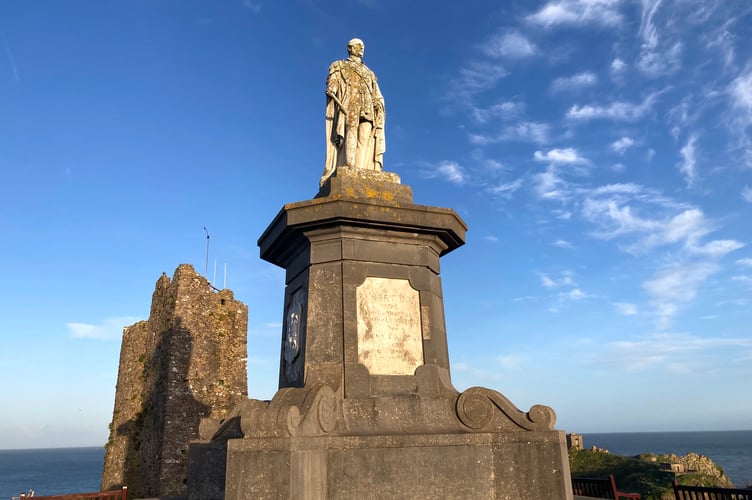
[4,43,20,82]
[567,92,660,121]
[678,135,698,187]
[527,0,625,28]
[550,72,598,93]
[421,161,467,185]
[534,148,588,164]
[469,121,551,145]
[68,316,141,340]
[611,136,635,154]
[484,30,537,59]
[606,332,752,372]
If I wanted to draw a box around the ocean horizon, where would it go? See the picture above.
[582,429,752,487]
[1,430,750,498]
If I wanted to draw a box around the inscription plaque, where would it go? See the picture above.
[356,277,423,375]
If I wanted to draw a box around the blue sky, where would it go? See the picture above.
[1,0,751,449]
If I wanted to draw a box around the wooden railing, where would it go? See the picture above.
[19,486,127,500]
[572,475,641,499]
[674,481,752,500]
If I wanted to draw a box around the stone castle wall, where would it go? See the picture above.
[102,264,248,498]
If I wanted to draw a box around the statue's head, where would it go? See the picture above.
[347,38,365,57]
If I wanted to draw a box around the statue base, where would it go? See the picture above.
[317,167,407,201]
[187,168,572,499]
[220,431,569,499]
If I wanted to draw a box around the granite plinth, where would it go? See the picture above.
[187,170,572,500]
[224,431,571,500]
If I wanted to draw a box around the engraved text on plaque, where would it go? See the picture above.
[356,277,422,375]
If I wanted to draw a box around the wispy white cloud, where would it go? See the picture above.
[610,57,627,77]
[586,182,643,196]
[737,258,752,267]
[484,30,537,59]
[728,68,752,139]
[68,316,141,340]
[553,208,572,220]
[545,276,591,311]
[540,271,575,288]
[471,100,525,123]
[729,70,752,112]
[534,166,569,200]
[4,44,20,82]
[560,288,588,300]
[530,149,590,199]
[534,147,588,164]
[605,332,752,372]
[553,239,574,248]
[613,302,638,315]
[414,160,466,185]
[577,179,744,326]
[527,0,625,28]
[550,71,598,93]
[431,161,466,185]
[488,178,524,198]
[636,0,684,77]
[481,158,505,171]
[643,262,719,328]
[581,193,741,257]
[469,121,551,145]
[566,92,659,121]
[611,136,635,154]
[242,0,261,13]
[705,17,737,68]
[690,240,744,258]
[678,135,698,187]
[638,0,662,49]
[453,61,508,95]
[638,42,683,77]
[446,61,508,113]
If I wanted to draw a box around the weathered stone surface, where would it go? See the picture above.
[187,170,572,499]
[223,431,571,500]
[102,265,247,498]
[356,277,422,376]
[316,167,407,202]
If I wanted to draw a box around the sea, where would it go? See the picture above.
[0,431,750,498]
[583,430,752,488]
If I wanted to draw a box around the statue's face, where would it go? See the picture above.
[348,41,364,58]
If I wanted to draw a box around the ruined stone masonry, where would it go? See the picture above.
[101,264,248,498]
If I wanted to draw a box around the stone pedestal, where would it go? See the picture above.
[187,169,573,499]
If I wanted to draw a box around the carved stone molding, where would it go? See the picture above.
[456,386,556,432]
[233,384,340,438]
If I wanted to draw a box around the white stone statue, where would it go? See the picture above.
[321,38,385,186]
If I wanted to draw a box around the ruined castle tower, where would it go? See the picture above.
[101,264,248,498]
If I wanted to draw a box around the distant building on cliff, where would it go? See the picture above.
[101,264,248,498]
[567,433,584,450]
